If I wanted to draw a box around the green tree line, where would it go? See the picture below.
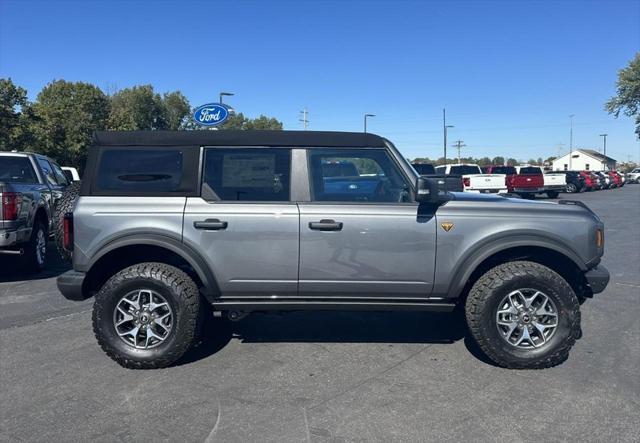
[0,78,283,170]
[410,156,549,167]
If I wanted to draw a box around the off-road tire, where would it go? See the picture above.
[54,181,81,262]
[546,190,559,199]
[465,261,581,369]
[92,262,201,369]
[22,218,47,273]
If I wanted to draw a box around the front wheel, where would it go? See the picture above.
[465,261,581,369]
[92,263,201,369]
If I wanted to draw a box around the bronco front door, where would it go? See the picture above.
[297,148,437,299]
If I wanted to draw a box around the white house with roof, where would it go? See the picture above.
[552,149,616,172]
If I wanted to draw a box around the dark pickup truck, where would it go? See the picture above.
[0,152,70,271]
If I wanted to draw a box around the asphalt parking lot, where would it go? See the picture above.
[1,186,638,442]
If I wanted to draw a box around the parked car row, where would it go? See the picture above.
[412,162,634,197]
[556,170,628,193]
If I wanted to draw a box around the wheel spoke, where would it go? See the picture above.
[119,325,140,340]
[514,327,532,347]
[148,301,168,312]
[121,297,140,311]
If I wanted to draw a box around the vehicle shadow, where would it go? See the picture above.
[178,309,496,366]
[0,241,71,283]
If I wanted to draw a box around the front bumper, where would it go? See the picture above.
[584,265,610,294]
[57,270,90,301]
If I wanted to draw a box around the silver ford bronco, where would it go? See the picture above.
[57,131,609,369]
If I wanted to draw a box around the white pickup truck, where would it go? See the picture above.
[435,164,507,194]
[542,170,567,198]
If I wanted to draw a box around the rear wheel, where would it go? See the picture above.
[92,262,201,369]
[546,190,559,199]
[465,261,581,369]
[565,183,577,193]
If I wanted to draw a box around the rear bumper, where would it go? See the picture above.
[584,265,610,294]
[57,270,90,301]
[465,188,508,194]
[543,185,567,191]
[0,228,30,247]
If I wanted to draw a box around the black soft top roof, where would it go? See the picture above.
[92,130,388,148]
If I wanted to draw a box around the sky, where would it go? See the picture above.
[1,0,639,162]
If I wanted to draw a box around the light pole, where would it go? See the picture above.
[443,109,454,163]
[219,92,234,105]
[444,124,454,164]
[569,114,575,170]
[364,114,375,133]
[599,133,608,170]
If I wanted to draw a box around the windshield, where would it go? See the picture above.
[450,165,481,175]
[0,156,38,183]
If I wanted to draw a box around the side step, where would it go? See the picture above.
[210,299,456,313]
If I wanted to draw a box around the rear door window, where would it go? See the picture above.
[96,149,183,192]
[202,148,291,201]
[0,156,38,183]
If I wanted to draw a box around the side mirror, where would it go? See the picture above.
[416,174,460,203]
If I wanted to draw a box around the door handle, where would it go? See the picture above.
[194,219,228,230]
[309,219,343,231]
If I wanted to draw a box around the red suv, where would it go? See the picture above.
[579,171,597,191]
[607,171,623,187]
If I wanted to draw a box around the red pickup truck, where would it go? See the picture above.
[482,165,544,197]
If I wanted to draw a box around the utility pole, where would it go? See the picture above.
[569,114,575,170]
[453,140,466,164]
[299,108,309,130]
[443,108,454,164]
[599,133,607,170]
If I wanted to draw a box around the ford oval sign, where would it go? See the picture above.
[193,103,229,126]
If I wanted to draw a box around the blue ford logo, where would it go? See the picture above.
[193,103,229,126]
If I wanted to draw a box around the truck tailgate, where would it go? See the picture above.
[466,174,506,191]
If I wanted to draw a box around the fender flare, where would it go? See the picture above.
[86,234,220,302]
[444,234,587,299]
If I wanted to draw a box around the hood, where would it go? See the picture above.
[449,192,554,205]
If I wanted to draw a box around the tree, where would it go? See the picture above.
[492,156,505,165]
[107,85,166,130]
[244,114,283,130]
[30,80,109,168]
[162,91,191,130]
[606,52,640,138]
[477,157,492,166]
[506,158,518,166]
[0,78,30,151]
[527,158,538,165]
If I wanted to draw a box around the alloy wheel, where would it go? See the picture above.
[113,289,173,349]
[495,288,558,349]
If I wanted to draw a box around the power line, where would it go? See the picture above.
[299,108,309,130]
[452,140,466,163]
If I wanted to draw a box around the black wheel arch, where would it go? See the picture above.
[446,236,588,302]
[81,234,220,303]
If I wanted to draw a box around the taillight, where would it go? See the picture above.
[63,213,74,251]
[463,177,470,188]
[2,192,22,220]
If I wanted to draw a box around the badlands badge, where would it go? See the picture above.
[441,221,454,232]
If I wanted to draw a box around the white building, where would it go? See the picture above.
[552,149,616,172]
